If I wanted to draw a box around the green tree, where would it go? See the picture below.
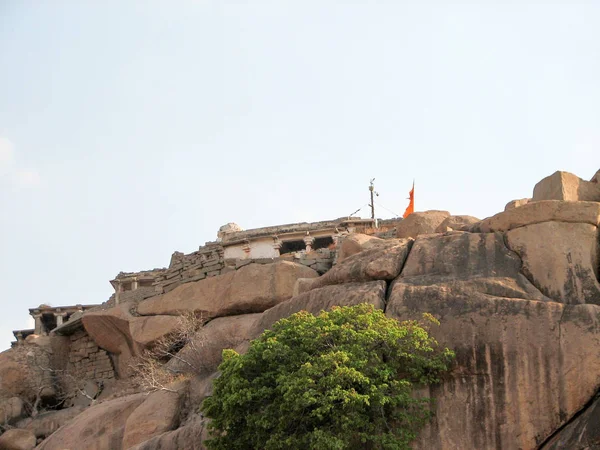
[202,303,454,450]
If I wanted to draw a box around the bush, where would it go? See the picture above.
[202,304,454,450]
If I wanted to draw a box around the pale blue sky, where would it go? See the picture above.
[1,1,599,350]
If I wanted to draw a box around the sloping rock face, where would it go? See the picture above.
[396,210,450,238]
[128,415,208,450]
[19,406,85,440]
[336,234,389,262]
[533,170,600,202]
[36,393,146,450]
[122,389,183,449]
[137,261,318,317]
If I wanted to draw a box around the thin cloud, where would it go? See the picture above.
[0,137,42,188]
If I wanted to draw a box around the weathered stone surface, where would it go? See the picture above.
[128,415,208,450]
[36,393,145,450]
[336,234,388,262]
[0,428,36,450]
[504,198,531,211]
[541,391,600,449]
[396,210,450,239]
[533,170,600,202]
[82,304,180,376]
[19,406,85,439]
[397,232,548,301]
[0,396,24,424]
[592,169,600,184]
[250,281,387,340]
[298,240,413,293]
[122,389,182,449]
[476,200,600,233]
[166,313,260,375]
[434,215,480,233]
[387,286,600,450]
[506,222,600,305]
[137,261,318,317]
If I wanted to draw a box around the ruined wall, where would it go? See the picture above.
[118,286,157,304]
[67,330,115,381]
[153,243,225,294]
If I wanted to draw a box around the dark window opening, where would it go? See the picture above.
[121,281,132,291]
[41,313,57,333]
[313,236,334,250]
[280,240,306,255]
[139,279,153,288]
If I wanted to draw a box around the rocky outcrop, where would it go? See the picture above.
[505,198,531,210]
[506,222,600,305]
[0,428,36,450]
[36,394,146,450]
[122,389,183,449]
[297,240,412,293]
[166,313,260,375]
[476,200,600,233]
[17,406,85,440]
[336,234,390,262]
[137,261,318,317]
[396,210,450,238]
[387,289,600,450]
[533,170,600,202]
[434,215,480,233]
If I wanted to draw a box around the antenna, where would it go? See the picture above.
[368,178,379,219]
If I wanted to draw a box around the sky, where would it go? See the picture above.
[1,1,599,351]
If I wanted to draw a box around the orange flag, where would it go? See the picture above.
[403,182,414,218]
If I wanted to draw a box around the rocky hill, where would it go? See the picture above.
[0,168,599,450]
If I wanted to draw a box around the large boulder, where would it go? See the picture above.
[533,170,600,202]
[298,240,413,294]
[387,284,600,450]
[0,429,36,450]
[166,313,260,375]
[506,222,600,305]
[476,200,600,233]
[249,280,387,341]
[434,215,480,233]
[336,234,389,263]
[82,304,181,377]
[122,389,183,449]
[36,393,146,450]
[137,261,318,317]
[128,415,208,450]
[18,406,85,440]
[396,232,548,301]
[396,210,450,239]
[504,198,531,211]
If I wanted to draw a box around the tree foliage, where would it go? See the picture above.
[202,303,454,450]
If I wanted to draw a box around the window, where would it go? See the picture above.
[279,240,306,255]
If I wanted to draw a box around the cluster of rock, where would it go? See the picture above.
[0,168,599,449]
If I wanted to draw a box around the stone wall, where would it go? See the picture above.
[67,330,115,381]
[118,286,157,304]
[153,243,225,294]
